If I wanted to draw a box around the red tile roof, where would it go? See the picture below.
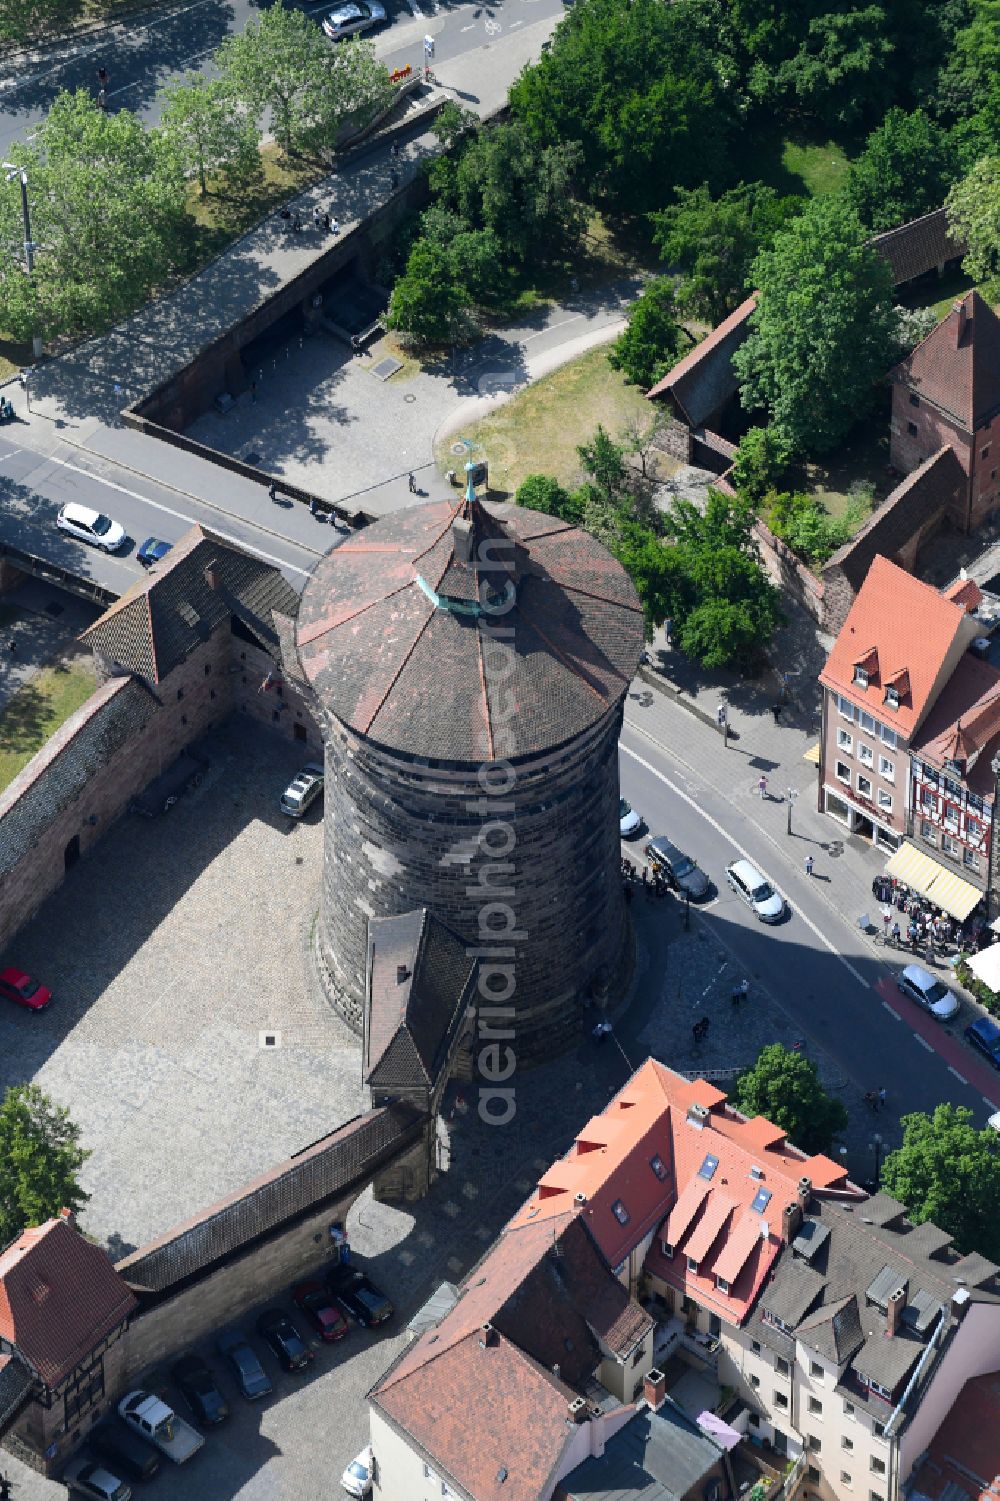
[819,555,973,738]
[0,1220,136,1388]
[891,290,1000,431]
[910,652,1000,798]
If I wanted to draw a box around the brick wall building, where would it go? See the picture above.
[889,292,1000,534]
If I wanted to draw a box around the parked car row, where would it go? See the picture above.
[61,1261,391,1498]
[56,501,171,568]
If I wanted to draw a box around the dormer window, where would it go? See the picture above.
[649,1154,668,1182]
[611,1199,630,1226]
[884,687,899,709]
[716,1275,730,1293]
[854,667,868,688]
[662,1242,674,1259]
[687,1256,699,1273]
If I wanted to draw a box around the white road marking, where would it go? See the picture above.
[621,740,871,989]
[985,1096,998,1109]
[25,448,313,578]
[0,446,24,460]
[914,1034,934,1052]
[700,897,720,912]
[523,316,581,344]
[461,22,475,29]
[948,1067,968,1085]
[881,1001,901,1020]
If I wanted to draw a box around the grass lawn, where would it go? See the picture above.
[439,345,654,496]
[0,656,97,794]
[780,139,851,197]
[802,413,891,522]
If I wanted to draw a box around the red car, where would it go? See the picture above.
[292,1280,349,1341]
[0,968,52,1011]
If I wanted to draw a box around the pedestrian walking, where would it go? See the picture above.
[878,1086,887,1108]
[772,701,783,724]
[731,979,749,1006]
[641,867,648,887]
[293,212,302,232]
[323,211,331,232]
[390,140,400,159]
[408,471,417,493]
[882,906,893,938]
[758,774,768,799]
[804,854,814,877]
[268,481,278,503]
[330,216,340,236]
[890,920,901,946]
[390,169,400,190]
[313,205,323,230]
[864,1091,879,1112]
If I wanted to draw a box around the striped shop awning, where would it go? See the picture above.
[885,842,983,922]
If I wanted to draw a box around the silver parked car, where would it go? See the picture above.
[280,763,324,818]
[897,964,960,1021]
[57,501,126,553]
[322,0,385,38]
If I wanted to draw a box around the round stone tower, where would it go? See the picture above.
[295,496,644,1060]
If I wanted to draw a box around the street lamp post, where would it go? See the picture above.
[787,787,798,836]
[3,163,42,360]
[870,1131,883,1187]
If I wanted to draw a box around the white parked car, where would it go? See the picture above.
[280,763,325,818]
[897,964,960,1021]
[62,1456,132,1501]
[341,1445,374,1497]
[57,502,126,553]
[725,858,785,923]
[322,0,385,39]
[619,798,642,838]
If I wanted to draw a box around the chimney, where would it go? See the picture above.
[686,1102,710,1129]
[567,1396,589,1424]
[782,1201,803,1246]
[453,515,474,564]
[954,298,968,346]
[396,963,410,984]
[797,1176,813,1210]
[57,1207,76,1230]
[951,1286,971,1321]
[644,1369,666,1412]
[204,562,220,590]
[479,1323,497,1348]
[887,1283,907,1338]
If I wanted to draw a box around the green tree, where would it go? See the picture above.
[608,278,685,389]
[731,426,793,504]
[653,183,802,326]
[845,109,959,232]
[611,521,674,637]
[159,73,260,198]
[577,425,632,507]
[219,2,389,159]
[947,156,1000,296]
[0,91,186,343]
[0,0,82,43]
[880,1105,1000,1261]
[733,195,895,456]
[733,1044,849,1156]
[431,100,478,151]
[386,238,467,345]
[0,1084,90,1245]
[659,490,785,670]
[515,473,582,521]
[775,6,893,131]
[936,0,1000,120]
[764,489,865,565]
[509,0,732,216]
[451,123,584,270]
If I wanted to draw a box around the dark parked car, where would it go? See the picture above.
[292,1279,349,1341]
[215,1330,272,1401]
[136,537,172,568]
[89,1424,160,1483]
[171,1353,229,1426]
[327,1264,394,1327]
[255,1310,314,1371]
[645,837,711,900]
[966,1015,1000,1069]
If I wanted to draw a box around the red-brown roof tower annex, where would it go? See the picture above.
[295,496,645,1056]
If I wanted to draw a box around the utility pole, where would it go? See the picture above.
[786,787,798,836]
[3,164,42,359]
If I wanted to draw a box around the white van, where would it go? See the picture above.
[725,859,785,923]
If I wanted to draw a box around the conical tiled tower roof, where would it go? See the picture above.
[296,497,644,763]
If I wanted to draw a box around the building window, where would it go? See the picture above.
[880,724,897,749]
[776,1358,790,1377]
[836,761,851,785]
[810,1362,824,1379]
[873,1424,885,1440]
[808,1397,823,1414]
[808,1467,821,1484]
[844,1401,856,1418]
[808,1436,822,1453]
[612,1199,630,1225]
[921,787,936,810]
[839,696,855,721]
[857,773,873,799]
[751,1340,761,1355]
[774,1391,789,1410]
[859,711,876,735]
[424,1465,440,1483]
[204,663,211,676]
[877,790,893,812]
[884,686,899,709]
[983,447,991,459]
[854,666,869,688]
[871,1459,886,1476]
[650,1154,668,1181]
[964,848,981,871]
[871,1493,885,1501]
[944,775,962,799]
[920,819,937,845]
[879,756,894,780]
[968,816,981,838]
[842,1474,853,1488]
[717,1277,730,1294]
[686,1257,698,1273]
[857,741,874,768]
[708,1314,722,1337]
[176,687,184,701]
[749,1373,760,1389]
[843,1437,854,1451]
[942,832,960,857]
[907,421,918,435]
[909,394,919,407]
[837,729,854,752]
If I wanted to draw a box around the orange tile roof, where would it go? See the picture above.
[819,555,970,738]
[713,1211,767,1286]
[891,290,1000,430]
[684,1192,736,1264]
[0,1220,136,1388]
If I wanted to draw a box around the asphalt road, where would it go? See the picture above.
[0,429,325,593]
[619,719,1000,1128]
[0,0,565,159]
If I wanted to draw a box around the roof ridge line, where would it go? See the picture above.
[517,603,615,704]
[296,580,414,648]
[410,498,465,567]
[554,578,646,615]
[361,597,437,737]
[475,625,496,762]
